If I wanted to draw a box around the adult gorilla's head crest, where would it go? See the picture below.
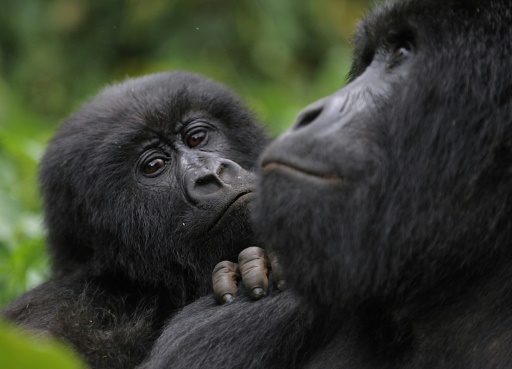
[41,72,268,293]
[257,0,512,311]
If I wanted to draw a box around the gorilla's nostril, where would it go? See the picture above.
[196,177,209,185]
[216,163,226,176]
[195,172,218,186]
[294,106,323,129]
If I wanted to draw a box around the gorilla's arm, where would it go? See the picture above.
[138,290,318,369]
[2,274,167,369]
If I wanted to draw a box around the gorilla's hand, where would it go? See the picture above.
[212,247,286,304]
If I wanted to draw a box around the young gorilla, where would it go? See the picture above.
[0,72,269,369]
[140,1,512,368]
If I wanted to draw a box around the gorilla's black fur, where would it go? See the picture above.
[1,72,269,369]
[140,1,512,368]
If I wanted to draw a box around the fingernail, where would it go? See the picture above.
[277,280,287,291]
[251,287,266,300]
[221,294,234,304]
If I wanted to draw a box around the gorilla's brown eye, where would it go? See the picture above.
[393,46,411,59]
[186,130,207,148]
[143,158,166,175]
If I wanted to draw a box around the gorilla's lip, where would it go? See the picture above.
[261,161,346,184]
[208,191,253,233]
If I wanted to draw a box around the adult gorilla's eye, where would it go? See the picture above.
[186,129,207,148]
[388,42,412,68]
[143,158,166,175]
[393,46,410,59]
[391,39,413,60]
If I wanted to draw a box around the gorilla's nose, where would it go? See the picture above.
[185,158,254,205]
[293,98,326,129]
[292,93,349,131]
[194,159,238,193]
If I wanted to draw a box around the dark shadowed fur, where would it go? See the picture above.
[140,1,512,368]
[1,71,269,369]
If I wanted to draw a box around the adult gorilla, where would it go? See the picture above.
[1,72,269,368]
[140,1,512,368]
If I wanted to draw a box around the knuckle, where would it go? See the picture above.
[238,247,265,264]
[213,261,236,275]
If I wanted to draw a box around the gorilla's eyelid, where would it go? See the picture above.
[384,28,415,53]
[138,142,173,160]
[173,114,205,129]
[139,148,171,164]
[183,122,219,142]
[172,113,202,133]
[180,115,213,128]
[183,119,215,129]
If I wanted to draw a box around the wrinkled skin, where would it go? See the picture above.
[139,1,512,368]
[0,72,269,369]
[212,247,286,303]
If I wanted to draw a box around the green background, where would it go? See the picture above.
[0,0,371,308]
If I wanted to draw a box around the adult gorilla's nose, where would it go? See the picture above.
[293,98,325,129]
[292,93,348,131]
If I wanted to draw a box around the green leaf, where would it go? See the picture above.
[0,322,86,369]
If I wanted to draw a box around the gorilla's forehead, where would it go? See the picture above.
[100,72,235,124]
[67,72,241,141]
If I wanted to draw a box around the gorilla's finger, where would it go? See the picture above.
[212,261,240,304]
[238,247,268,300]
[268,250,287,291]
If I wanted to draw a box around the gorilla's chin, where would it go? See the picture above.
[208,192,254,233]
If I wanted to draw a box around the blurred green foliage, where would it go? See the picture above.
[0,321,86,369]
[0,0,371,307]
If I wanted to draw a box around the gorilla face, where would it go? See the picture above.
[255,0,512,310]
[41,72,268,292]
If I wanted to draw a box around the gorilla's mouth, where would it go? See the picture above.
[208,191,254,232]
[262,161,346,184]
